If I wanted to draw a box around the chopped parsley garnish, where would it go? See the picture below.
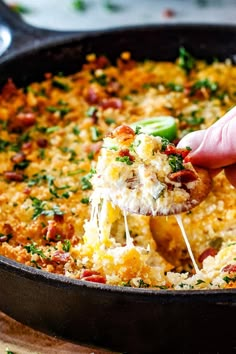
[168,154,184,172]
[161,137,171,151]
[80,169,96,190]
[9,3,31,14]
[0,139,9,152]
[46,106,71,117]
[60,147,77,161]
[91,126,102,141]
[14,160,30,170]
[196,279,206,285]
[30,197,64,219]
[86,106,97,117]
[5,349,15,354]
[166,82,184,92]
[73,0,87,11]
[103,0,121,11]
[137,279,150,288]
[52,79,71,92]
[178,47,196,74]
[62,239,71,252]
[92,73,107,86]
[105,117,116,125]
[81,197,90,204]
[73,126,81,135]
[191,79,218,94]
[223,276,236,284]
[24,242,46,258]
[115,156,134,165]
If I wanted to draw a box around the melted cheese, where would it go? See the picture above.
[175,214,199,273]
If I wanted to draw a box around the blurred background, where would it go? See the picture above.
[3,0,236,31]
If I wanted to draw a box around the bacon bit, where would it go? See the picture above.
[14,112,36,128]
[221,264,236,273]
[3,223,13,235]
[106,79,120,95]
[44,72,52,80]
[94,56,110,69]
[44,220,58,241]
[23,187,31,195]
[117,52,136,71]
[119,149,135,162]
[163,145,191,159]
[1,79,17,100]
[79,269,106,283]
[184,83,192,95]
[82,275,106,283]
[85,55,110,70]
[11,152,26,164]
[85,141,103,155]
[80,269,100,278]
[51,250,70,264]
[66,223,75,238]
[0,235,8,242]
[117,58,136,71]
[168,169,198,183]
[162,8,176,18]
[53,214,64,223]
[198,247,217,263]
[86,87,100,104]
[21,141,32,151]
[3,171,24,182]
[37,138,48,148]
[100,97,123,110]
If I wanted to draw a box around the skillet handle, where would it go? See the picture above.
[0,0,77,59]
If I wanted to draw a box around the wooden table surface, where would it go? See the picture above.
[0,311,114,354]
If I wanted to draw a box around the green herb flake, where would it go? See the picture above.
[81,197,90,204]
[192,79,218,93]
[105,117,116,125]
[92,73,107,86]
[0,139,9,152]
[86,106,97,117]
[115,156,133,165]
[168,154,184,172]
[5,348,15,354]
[73,126,81,135]
[178,47,196,74]
[73,0,87,11]
[91,126,102,141]
[166,82,184,92]
[103,0,121,12]
[46,126,60,134]
[24,242,46,258]
[52,79,71,92]
[9,3,31,14]
[80,169,96,190]
[62,239,71,252]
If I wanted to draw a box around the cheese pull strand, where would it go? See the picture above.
[175,214,199,273]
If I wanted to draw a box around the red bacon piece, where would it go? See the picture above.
[221,264,236,273]
[198,247,217,263]
[168,169,198,183]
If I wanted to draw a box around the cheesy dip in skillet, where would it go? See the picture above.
[0,49,235,290]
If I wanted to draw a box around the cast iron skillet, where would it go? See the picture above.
[0,2,236,353]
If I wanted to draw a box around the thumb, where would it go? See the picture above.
[177,108,236,169]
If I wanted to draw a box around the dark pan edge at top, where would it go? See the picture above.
[0,254,236,298]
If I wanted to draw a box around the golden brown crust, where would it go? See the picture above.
[158,166,212,216]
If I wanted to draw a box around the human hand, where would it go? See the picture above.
[177,106,236,187]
